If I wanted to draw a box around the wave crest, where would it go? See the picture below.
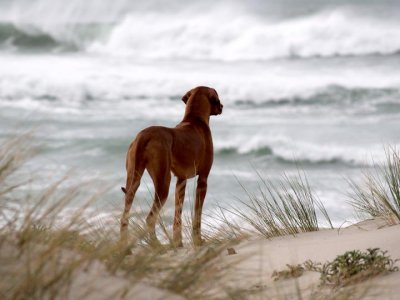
[215,135,391,166]
[233,86,400,110]
[0,21,113,52]
[0,23,60,50]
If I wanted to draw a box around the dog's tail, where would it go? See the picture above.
[121,134,149,195]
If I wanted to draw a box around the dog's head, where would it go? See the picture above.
[182,86,223,116]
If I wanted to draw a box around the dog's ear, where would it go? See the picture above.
[182,90,191,104]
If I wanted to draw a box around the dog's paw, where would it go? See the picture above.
[173,241,184,248]
[193,237,205,247]
[147,236,163,249]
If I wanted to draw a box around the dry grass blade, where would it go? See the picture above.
[349,147,400,224]
[225,170,332,238]
[0,132,37,198]
[202,204,248,243]
[159,241,242,299]
[0,132,36,180]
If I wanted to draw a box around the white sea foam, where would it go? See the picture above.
[1,53,399,115]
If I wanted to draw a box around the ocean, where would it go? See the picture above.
[1,0,400,226]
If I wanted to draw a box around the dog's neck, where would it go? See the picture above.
[182,113,209,126]
[182,97,210,125]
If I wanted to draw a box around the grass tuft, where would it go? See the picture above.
[272,248,398,289]
[226,170,332,238]
[349,147,400,224]
[272,264,305,281]
[320,248,399,287]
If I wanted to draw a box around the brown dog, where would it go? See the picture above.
[120,86,223,247]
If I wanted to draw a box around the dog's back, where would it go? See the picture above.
[122,126,173,193]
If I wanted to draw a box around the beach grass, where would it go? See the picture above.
[223,170,333,238]
[349,147,400,225]
[0,135,245,300]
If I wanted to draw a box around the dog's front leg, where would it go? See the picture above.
[173,178,186,247]
[193,175,207,246]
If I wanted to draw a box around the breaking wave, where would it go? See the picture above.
[2,4,400,60]
[90,8,400,61]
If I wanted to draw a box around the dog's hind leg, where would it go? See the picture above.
[120,162,145,245]
[146,153,171,246]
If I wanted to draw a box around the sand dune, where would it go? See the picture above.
[219,218,400,298]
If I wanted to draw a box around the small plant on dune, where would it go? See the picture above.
[229,170,332,238]
[303,259,322,272]
[272,260,322,282]
[272,248,398,289]
[272,264,305,281]
[320,248,399,287]
[349,147,400,224]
